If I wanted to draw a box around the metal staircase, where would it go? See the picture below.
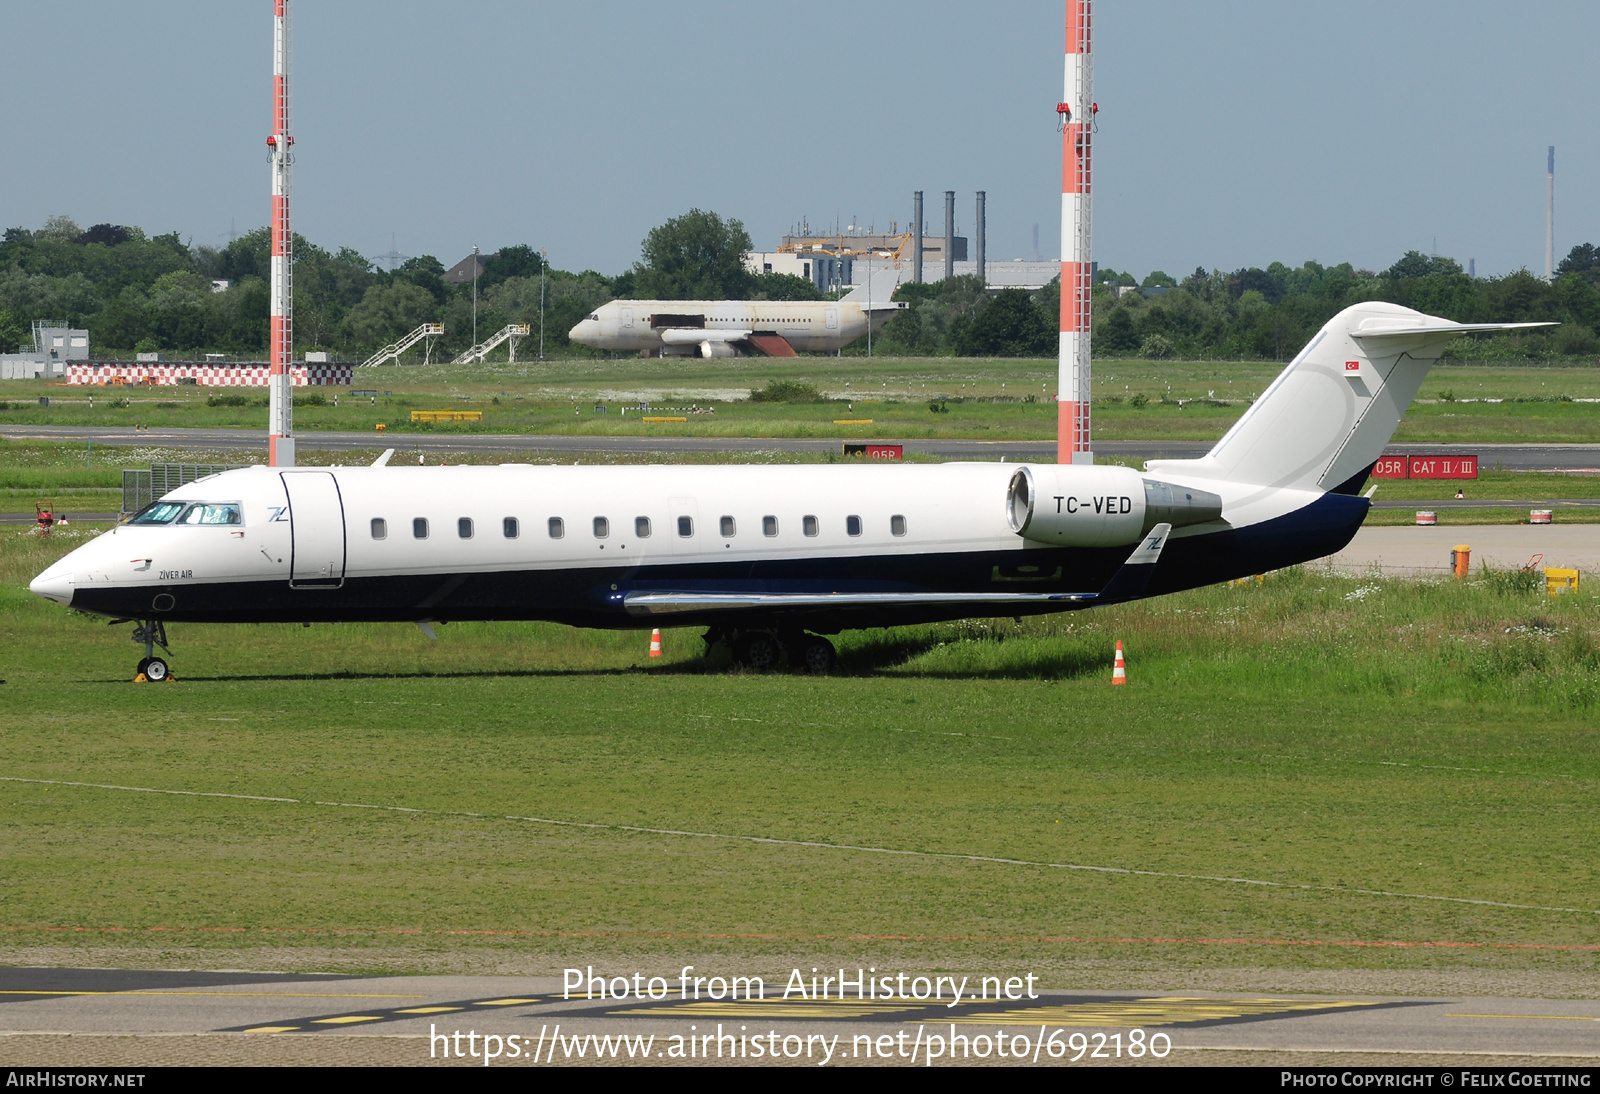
[361,322,443,368]
[452,324,531,365]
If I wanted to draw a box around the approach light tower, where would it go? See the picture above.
[1057,1,1094,464]
[267,0,295,466]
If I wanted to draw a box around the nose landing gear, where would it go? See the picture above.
[131,620,174,682]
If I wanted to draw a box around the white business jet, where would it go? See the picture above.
[30,302,1546,680]
[567,277,905,358]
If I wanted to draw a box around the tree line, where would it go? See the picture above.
[872,248,1600,359]
[3,211,1598,360]
[0,216,618,360]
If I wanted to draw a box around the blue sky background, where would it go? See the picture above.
[3,1,1594,279]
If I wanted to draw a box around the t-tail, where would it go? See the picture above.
[1145,302,1552,494]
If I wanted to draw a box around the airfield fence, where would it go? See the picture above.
[122,463,250,515]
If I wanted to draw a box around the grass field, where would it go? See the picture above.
[3,524,1597,989]
[4,355,1599,442]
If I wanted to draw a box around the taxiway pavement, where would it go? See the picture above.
[0,968,1594,1067]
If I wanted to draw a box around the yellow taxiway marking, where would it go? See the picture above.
[312,1015,384,1025]
[1447,1014,1600,1021]
[243,1026,301,1033]
[0,990,423,999]
[474,998,538,1006]
[613,1001,922,1020]
[396,1007,463,1014]
[942,998,1386,1027]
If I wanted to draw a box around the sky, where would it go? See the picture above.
[2,1,1595,280]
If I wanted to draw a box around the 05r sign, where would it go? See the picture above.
[1371,455,1478,480]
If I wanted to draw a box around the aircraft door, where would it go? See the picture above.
[824,307,839,331]
[281,471,347,588]
[619,306,633,329]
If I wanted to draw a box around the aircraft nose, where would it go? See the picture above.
[569,318,599,345]
[29,562,74,606]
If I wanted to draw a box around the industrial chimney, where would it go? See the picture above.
[975,191,986,286]
[943,191,955,282]
[912,191,923,284]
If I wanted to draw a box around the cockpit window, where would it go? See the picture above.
[177,503,243,525]
[128,502,186,524]
[588,313,599,321]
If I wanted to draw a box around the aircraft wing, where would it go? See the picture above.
[621,524,1172,617]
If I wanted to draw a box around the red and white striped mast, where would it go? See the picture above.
[1057,1,1094,464]
[266,0,294,466]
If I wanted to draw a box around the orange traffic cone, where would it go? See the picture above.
[649,628,663,658]
[1111,640,1127,685]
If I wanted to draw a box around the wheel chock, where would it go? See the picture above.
[133,673,149,683]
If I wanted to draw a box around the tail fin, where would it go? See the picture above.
[840,264,905,308]
[1144,302,1552,491]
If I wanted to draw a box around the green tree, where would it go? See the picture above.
[341,282,439,353]
[751,272,823,301]
[1099,307,1138,352]
[633,209,753,300]
[1141,270,1177,289]
[955,288,1053,357]
[0,308,28,352]
[479,245,544,290]
[1557,243,1600,286]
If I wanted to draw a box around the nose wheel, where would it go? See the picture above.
[131,620,174,682]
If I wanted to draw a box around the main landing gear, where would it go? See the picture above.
[703,627,836,674]
[131,620,173,682]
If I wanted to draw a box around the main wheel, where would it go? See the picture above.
[135,657,151,679]
[735,633,781,672]
[144,657,170,682]
[800,637,836,675]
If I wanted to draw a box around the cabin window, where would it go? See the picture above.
[593,516,609,538]
[803,515,819,537]
[371,518,386,540]
[548,517,564,539]
[413,517,429,539]
[635,516,651,538]
[458,517,474,539]
[846,515,862,537]
[503,517,519,538]
[720,515,736,537]
[890,515,907,536]
[762,515,778,536]
[677,515,694,537]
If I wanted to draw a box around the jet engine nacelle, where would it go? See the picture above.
[1006,465,1223,547]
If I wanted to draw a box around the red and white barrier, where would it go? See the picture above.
[67,363,352,387]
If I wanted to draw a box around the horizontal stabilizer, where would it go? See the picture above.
[1352,320,1555,340]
